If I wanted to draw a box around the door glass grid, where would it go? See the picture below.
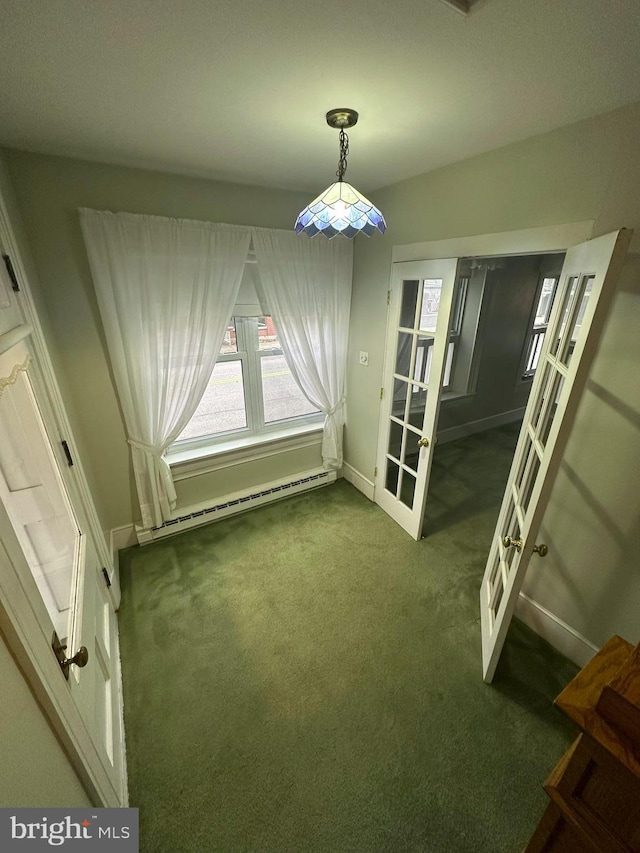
[551,275,579,356]
[408,385,428,428]
[539,372,565,448]
[383,274,447,508]
[414,335,434,385]
[403,430,420,472]
[387,419,403,461]
[385,459,400,495]
[400,280,420,328]
[419,280,443,332]
[531,362,554,434]
[392,378,410,419]
[560,275,594,368]
[519,448,541,519]
[399,470,417,509]
[395,332,413,377]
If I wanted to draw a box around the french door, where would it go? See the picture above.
[375,259,459,539]
[0,336,124,803]
[480,230,631,683]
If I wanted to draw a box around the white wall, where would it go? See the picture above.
[347,102,640,657]
[0,633,91,806]
[1,150,321,535]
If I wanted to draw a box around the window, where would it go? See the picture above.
[174,316,321,449]
[522,276,559,379]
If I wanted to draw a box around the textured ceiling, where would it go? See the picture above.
[1,0,639,193]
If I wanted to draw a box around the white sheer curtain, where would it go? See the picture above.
[252,228,353,469]
[80,209,251,529]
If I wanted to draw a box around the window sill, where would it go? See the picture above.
[167,421,324,481]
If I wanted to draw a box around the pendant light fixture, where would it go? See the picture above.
[295,108,386,239]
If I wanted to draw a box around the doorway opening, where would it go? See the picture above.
[422,251,565,538]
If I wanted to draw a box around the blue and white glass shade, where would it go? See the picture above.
[295,180,386,239]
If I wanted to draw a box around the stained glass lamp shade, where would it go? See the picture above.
[295,181,386,239]
[295,108,386,239]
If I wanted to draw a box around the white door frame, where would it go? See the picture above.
[0,167,128,805]
[392,221,595,264]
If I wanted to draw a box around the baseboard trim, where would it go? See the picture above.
[516,592,599,668]
[438,407,526,445]
[341,462,375,501]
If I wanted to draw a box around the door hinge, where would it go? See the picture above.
[2,254,19,292]
[61,440,74,466]
[380,387,384,399]
[101,567,112,588]
[374,466,378,478]
[387,290,391,305]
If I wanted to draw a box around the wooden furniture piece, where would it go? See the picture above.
[526,635,640,852]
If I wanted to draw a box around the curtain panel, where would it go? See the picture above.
[252,228,353,469]
[80,209,251,529]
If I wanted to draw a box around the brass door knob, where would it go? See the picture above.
[503,536,548,557]
[52,631,89,681]
[417,436,429,448]
[503,535,523,552]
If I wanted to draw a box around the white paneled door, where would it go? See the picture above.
[480,230,632,683]
[0,337,124,805]
[375,259,459,539]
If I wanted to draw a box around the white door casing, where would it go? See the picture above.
[480,229,632,683]
[375,259,459,539]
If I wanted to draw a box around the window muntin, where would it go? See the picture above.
[174,316,321,447]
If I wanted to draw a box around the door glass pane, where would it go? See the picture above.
[403,430,420,472]
[531,362,553,434]
[400,280,419,328]
[520,449,541,518]
[395,332,413,378]
[392,378,410,419]
[561,275,594,367]
[419,279,443,332]
[177,360,247,440]
[540,372,565,449]
[399,471,417,509]
[261,354,318,423]
[552,276,579,356]
[385,459,400,496]
[414,336,434,385]
[407,384,428,429]
[0,370,81,641]
[388,419,403,461]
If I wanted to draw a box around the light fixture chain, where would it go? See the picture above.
[336,128,349,181]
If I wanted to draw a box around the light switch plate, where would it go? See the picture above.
[359,351,369,366]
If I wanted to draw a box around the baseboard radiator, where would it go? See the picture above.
[137,468,337,544]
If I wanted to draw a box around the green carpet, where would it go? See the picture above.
[118,425,578,852]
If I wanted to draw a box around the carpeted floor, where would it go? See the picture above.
[118,424,578,852]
